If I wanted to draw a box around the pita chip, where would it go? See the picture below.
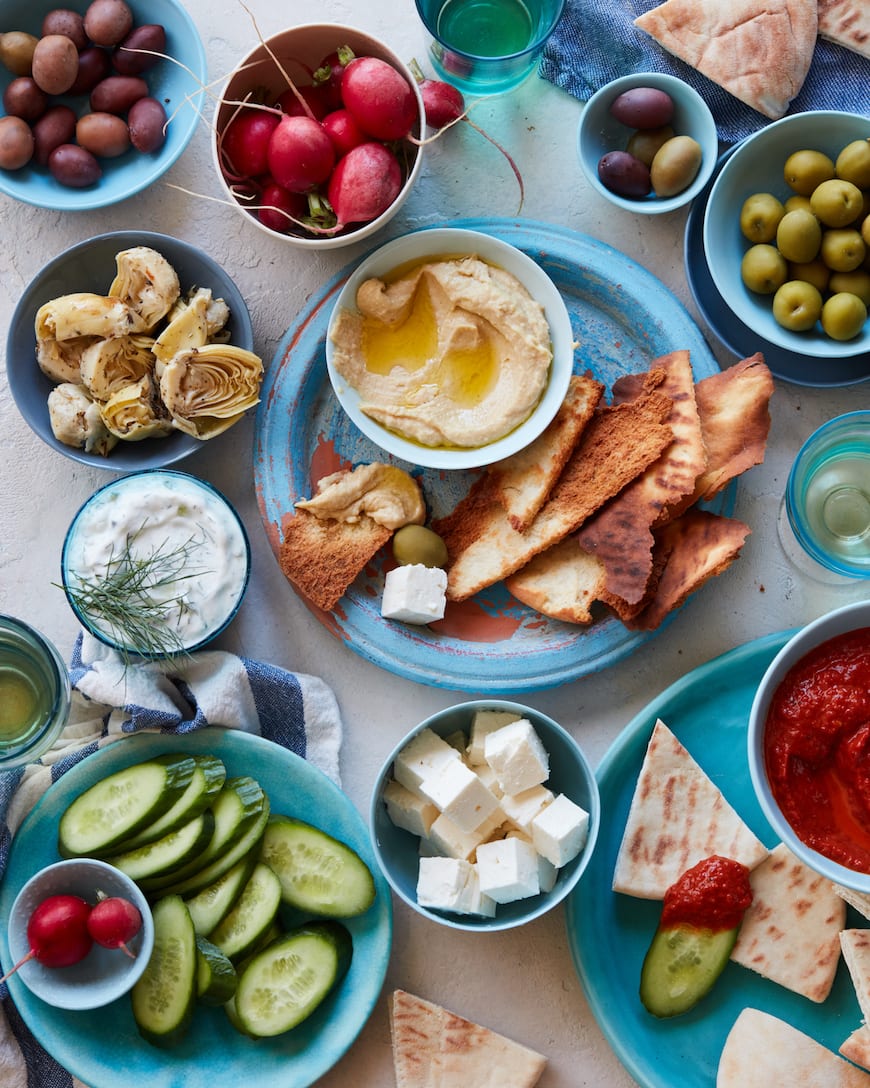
[834,884,870,922]
[841,1027,870,1072]
[818,0,870,59]
[718,1008,870,1087]
[841,929,870,1021]
[634,0,817,119]
[389,990,547,1088]
[612,718,768,899]
[729,842,846,1003]
[504,536,606,625]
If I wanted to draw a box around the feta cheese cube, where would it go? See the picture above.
[444,730,469,757]
[467,709,521,765]
[531,793,589,867]
[381,564,447,624]
[426,809,504,861]
[499,784,554,833]
[416,857,496,916]
[419,758,499,832]
[537,853,558,894]
[383,778,438,837]
[476,837,541,904]
[393,728,460,794]
[474,761,504,798]
[484,718,549,795]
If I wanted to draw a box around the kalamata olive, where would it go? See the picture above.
[32,104,76,165]
[0,115,34,170]
[3,77,48,122]
[597,150,652,198]
[392,525,449,568]
[128,96,166,152]
[48,142,102,187]
[112,24,167,76]
[609,87,675,130]
[76,111,130,157]
[89,74,148,114]
[68,45,112,95]
[0,31,39,76]
[31,33,79,95]
[83,0,134,48]
[650,134,702,197]
[41,9,89,51]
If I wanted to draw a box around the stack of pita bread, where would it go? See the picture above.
[633,0,869,120]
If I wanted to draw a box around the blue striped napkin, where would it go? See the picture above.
[0,631,343,1088]
[541,0,870,144]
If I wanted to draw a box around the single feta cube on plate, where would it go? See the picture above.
[467,709,521,765]
[500,784,554,833]
[419,758,499,831]
[393,727,460,794]
[416,857,496,916]
[476,837,541,904]
[381,563,447,624]
[383,778,438,837]
[484,718,549,795]
[531,793,589,867]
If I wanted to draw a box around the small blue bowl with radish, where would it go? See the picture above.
[5,858,153,1010]
[212,23,424,249]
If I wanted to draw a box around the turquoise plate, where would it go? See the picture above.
[254,218,733,692]
[0,731,392,1088]
[567,631,865,1087]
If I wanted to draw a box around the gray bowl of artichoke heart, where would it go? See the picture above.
[61,471,251,658]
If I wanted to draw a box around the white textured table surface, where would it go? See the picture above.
[0,2,866,1085]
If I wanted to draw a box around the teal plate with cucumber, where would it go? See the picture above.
[0,730,393,1088]
[566,631,866,1087]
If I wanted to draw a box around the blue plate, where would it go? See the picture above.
[0,730,392,1088]
[566,631,864,1088]
[254,217,733,693]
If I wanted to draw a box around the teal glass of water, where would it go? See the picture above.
[415,0,566,95]
[781,411,870,580]
[0,615,70,769]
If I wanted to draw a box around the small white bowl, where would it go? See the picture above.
[325,227,575,470]
[6,859,154,1010]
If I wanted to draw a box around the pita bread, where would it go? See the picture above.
[504,536,606,625]
[634,0,817,119]
[841,929,870,1021]
[718,1008,870,1087]
[818,0,870,59]
[841,1027,870,1071]
[834,884,870,921]
[729,842,845,1003]
[612,718,768,899]
[389,990,547,1088]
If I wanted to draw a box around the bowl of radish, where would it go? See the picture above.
[4,857,153,1009]
[212,23,425,249]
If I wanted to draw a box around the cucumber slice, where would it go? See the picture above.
[195,936,237,1006]
[185,855,256,937]
[640,923,738,1018]
[208,862,282,963]
[259,815,375,917]
[58,754,196,859]
[233,922,353,1038]
[132,895,197,1047]
[105,810,215,882]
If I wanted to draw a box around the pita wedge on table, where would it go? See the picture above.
[818,0,870,58]
[729,842,845,1003]
[842,1028,870,1072]
[389,990,547,1088]
[718,1008,870,1087]
[612,719,768,899]
[634,0,818,119]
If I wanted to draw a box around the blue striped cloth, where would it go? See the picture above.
[541,0,870,144]
[0,632,343,1088]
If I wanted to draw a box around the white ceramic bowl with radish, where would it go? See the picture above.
[4,858,153,1009]
[212,23,425,249]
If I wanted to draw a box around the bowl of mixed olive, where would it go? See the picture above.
[703,111,870,357]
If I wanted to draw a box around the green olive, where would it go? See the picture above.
[741,244,787,294]
[783,149,835,195]
[775,208,822,264]
[626,124,674,167]
[392,524,448,568]
[821,291,867,341]
[835,139,870,190]
[739,192,785,243]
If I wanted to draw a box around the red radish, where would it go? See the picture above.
[321,108,367,158]
[258,181,308,233]
[221,109,280,180]
[87,896,142,959]
[275,84,329,120]
[313,46,355,111]
[327,141,402,228]
[0,895,93,983]
[341,56,418,141]
[267,114,335,193]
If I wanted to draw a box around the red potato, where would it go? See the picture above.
[326,140,402,228]
[321,108,366,158]
[221,108,280,179]
[267,114,335,193]
[340,56,418,141]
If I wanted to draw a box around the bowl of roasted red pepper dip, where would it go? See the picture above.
[748,600,870,892]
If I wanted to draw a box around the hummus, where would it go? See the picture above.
[330,256,553,448]
[294,462,425,530]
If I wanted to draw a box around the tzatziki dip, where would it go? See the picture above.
[62,470,250,655]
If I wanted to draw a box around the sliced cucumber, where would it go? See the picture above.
[640,922,738,1018]
[58,754,196,859]
[105,810,215,882]
[195,936,237,1006]
[184,854,256,937]
[209,862,282,964]
[259,815,375,917]
[132,895,197,1047]
[233,922,353,1038]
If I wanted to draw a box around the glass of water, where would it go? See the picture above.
[0,615,70,769]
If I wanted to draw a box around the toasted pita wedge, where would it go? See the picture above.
[818,0,870,59]
[834,884,870,922]
[841,929,870,1022]
[841,1027,870,1072]
[504,536,606,624]
[730,843,845,1003]
[389,990,547,1088]
[612,719,768,899]
[719,1008,870,1087]
[635,0,817,119]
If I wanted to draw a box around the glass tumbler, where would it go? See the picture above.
[0,615,70,769]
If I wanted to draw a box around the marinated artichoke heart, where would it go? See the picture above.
[152,291,210,370]
[80,334,156,401]
[100,373,173,441]
[168,286,231,340]
[109,246,181,333]
[159,344,264,439]
[48,382,119,456]
[35,292,137,341]
[37,334,98,384]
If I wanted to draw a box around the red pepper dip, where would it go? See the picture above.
[660,856,752,931]
[764,627,870,873]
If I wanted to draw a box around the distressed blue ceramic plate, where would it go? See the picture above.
[0,730,392,1088]
[566,631,865,1088]
[254,218,733,692]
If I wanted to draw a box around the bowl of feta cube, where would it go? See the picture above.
[369,700,600,931]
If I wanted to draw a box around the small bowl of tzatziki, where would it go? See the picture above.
[61,471,250,657]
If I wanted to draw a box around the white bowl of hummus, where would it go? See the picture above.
[326,228,575,470]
